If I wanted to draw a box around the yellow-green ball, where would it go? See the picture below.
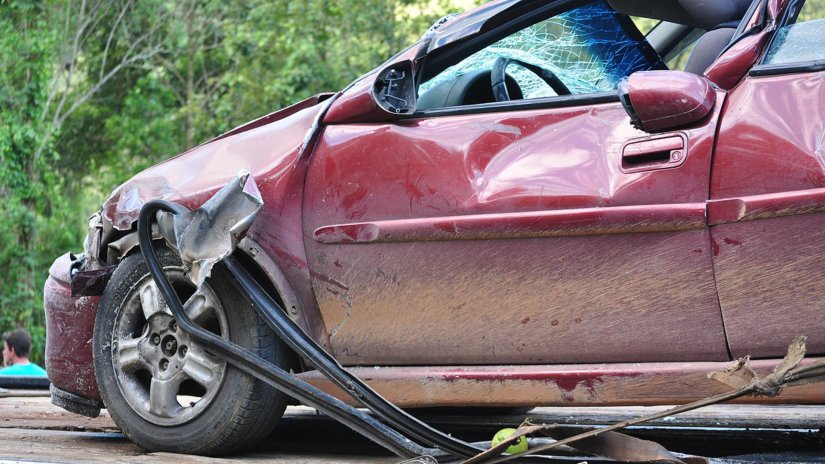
[491,428,528,454]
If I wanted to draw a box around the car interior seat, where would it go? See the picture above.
[682,26,739,75]
[609,0,754,75]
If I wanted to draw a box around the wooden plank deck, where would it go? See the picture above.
[2,392,824,463]
[0,393,394,463]
[461,404,825,430]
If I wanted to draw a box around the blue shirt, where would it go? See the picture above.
[0,362,47,377]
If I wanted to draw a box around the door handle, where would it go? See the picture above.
[620,134,687,173]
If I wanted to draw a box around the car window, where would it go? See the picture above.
[631,17,660,35]
[417,0,664,108]
[764,0,825,65]
[663,29,704,71]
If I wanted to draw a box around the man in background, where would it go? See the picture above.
[1,329,47,376]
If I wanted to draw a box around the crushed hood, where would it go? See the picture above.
[103,94,331,231]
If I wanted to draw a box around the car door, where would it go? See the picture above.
[302,0,729,366]
[709,0,825,359]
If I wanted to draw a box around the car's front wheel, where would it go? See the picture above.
[93,247,289,455]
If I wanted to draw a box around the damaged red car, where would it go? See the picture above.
[44,0,825,455]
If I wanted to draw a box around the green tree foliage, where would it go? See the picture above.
[0,0,65,362]
[0,0,476,364]
[799,0,825,22]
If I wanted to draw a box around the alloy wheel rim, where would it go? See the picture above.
[111,270,228,426]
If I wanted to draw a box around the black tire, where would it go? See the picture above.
[93,247,289,455]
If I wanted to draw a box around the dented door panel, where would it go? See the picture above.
[710,74,825,199]
[303,99,729,365]
[711,213,825,359]
[711,72,825,358]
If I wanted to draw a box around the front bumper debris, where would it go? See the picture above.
[44,253,102,403]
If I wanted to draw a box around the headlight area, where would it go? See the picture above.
[72,208,163,296]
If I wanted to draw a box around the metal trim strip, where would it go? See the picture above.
[314,203,707,244]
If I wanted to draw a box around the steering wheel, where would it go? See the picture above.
[491,56,571,102]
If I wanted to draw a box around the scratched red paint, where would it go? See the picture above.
[303,94,728,365]
[625,71,715,132]
[44,254,101,400]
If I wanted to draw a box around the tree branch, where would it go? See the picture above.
[35,0,174,161]
[99,0,132,81]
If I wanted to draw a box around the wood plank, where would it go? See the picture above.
[1,395,824,463]
[0,397,395,463]
[0,428,395,463]
[528,404,825,429]
[419,405,825,430]
[0,396,117,432]
[5,396,825,433]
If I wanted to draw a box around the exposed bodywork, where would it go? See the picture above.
[46,94,333,401]
[45,0,825,421]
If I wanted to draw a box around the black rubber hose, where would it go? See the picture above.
[137,199,436,459]
[138,199,550,464]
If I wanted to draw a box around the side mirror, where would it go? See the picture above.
[323,60,416,124]
[618,71,716,133]
[373,61,416,115]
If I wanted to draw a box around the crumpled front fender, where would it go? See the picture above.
[101,94,331,235]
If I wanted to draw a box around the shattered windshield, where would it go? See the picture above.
[419,0,664,101]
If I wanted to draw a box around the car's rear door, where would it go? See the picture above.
[709,0,825,359]
[302,1,729,366]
